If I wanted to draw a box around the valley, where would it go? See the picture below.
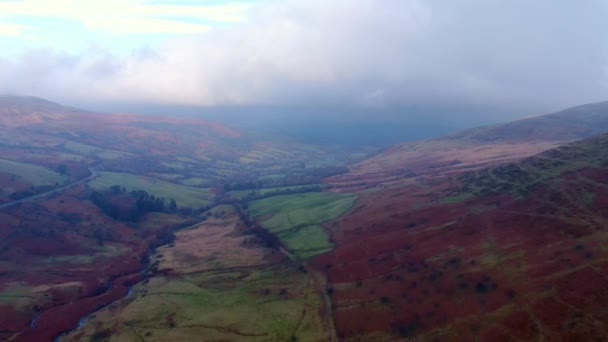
[61,207,332,342]
[2,96,608,341]
[0,96,370,341]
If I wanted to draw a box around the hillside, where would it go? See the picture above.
[328,101,608,190]
[0,95,83,127]
[313,132,608,340]
[4,95,608,341]
[447,101,608,143]
[0,96,372,200]
[0,96,371,341]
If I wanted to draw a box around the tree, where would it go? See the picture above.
[110,185,123,194]
[57,164,68,175]
[169,198,177,211]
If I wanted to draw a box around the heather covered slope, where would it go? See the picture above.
[314,133,608,340]
[329,101,608,190]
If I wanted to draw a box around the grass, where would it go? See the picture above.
[180,177,209,187]
[248,192,357,258]
[61,267,328,342]
[63,141,131,160]
[259,174,285,181]
[279,225,334,259]
[0,284,39,311]
[0,158,67,186]
[239,157,258,164]
[149,173,184,180]
[227,184,325,200]
[89,171,213,208]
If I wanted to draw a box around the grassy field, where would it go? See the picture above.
[179,177,209,187]
[59,213,334,340]
[63,141,131,160]
[0,158,67,186]
[89,171,213,208]
[62,266,328,341]
[227,183,325,200]
[248,192,357,258]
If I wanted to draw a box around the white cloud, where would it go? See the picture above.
[86,18,210,34]
[0,22,35,36]
[0,0,607,112]
[0,0,251,34]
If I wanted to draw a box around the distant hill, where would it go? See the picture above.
[0,95,66,112]
[446,101,608,143]
[328,101,608,190]
[0,95,81,127]
[0,95,370,199]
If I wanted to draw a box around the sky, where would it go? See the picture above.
[1,0,608,116]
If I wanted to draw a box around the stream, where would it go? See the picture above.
[50,248,157,341]
[47,216,200,342]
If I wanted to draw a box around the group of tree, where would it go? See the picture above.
[90,186,178,223]
[9,184,57,201]
[233,202,282,249]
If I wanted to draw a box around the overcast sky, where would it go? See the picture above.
[1,0,607,115]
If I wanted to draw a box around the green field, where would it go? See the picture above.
[90,171,213,208]
[248,192,357,258]
[62,267,329,342]
[180,177,209,187]
[227,184,325,200]
[63,141,131,160]
[0,158,67,186]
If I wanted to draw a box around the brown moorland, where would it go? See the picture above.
[315,133,608,340]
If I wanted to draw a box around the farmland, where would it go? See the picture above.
[62,212,332,342]
[248,192,357,258]
[0,158,69,203]
[225,183,325,200]
[0,158,67,186]
[62,141,132,160]
[89,171,213,208]
[0,96,373,341]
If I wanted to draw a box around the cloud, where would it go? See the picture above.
[0,0,250,34]
[0,22,35,36]
[1,0,607,112]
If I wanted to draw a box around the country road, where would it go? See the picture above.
[0,167,98,210]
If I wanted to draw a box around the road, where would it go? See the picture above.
[0,167,98,210]
[277,247,337,342]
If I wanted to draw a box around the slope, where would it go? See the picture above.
[329,101,608,190]
[313,132,608,340]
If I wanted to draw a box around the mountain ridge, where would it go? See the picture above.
[327,100,608,190]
